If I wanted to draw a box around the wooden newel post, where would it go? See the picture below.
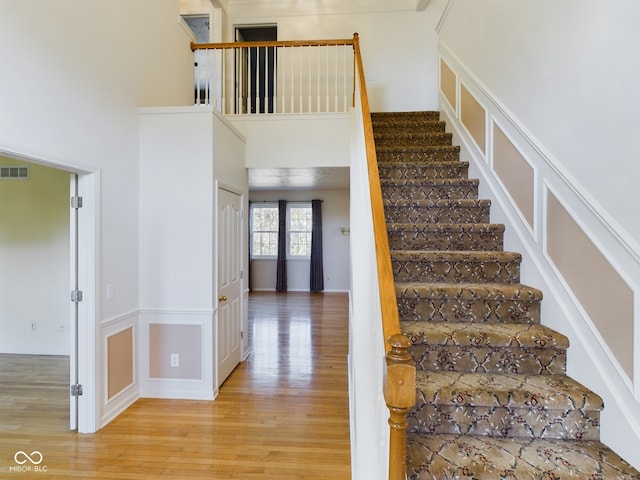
[384,334,416,480]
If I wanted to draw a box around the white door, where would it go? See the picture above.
[69,174,79,430]
[217,187,242,386]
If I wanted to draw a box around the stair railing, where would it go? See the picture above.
[352,33,416,480]
[190,37,355,114]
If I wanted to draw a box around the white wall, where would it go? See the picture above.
[249,189,350,292]
[439,0,640,246]
[0,159,70,355]
[348,88,389,480]
[231,114,350,169]
[439,0,640,469]
[220,2,448,112]
[0,0,195,431]
[139,106,248,400]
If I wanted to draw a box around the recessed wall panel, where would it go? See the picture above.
[149,324,203,380]
[460,84,486,154]
[440,59,457,111]
[493,123,535,229]
[107,327,134,399]
[546,191,634,379]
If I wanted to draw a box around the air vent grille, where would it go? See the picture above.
[0,166,29,180]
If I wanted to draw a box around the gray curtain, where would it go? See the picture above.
[276,200,287,292]
[310,199,324,292]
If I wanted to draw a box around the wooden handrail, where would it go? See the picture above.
[191,38,355,52]
[352,33,401,351]
[352,33,416,480]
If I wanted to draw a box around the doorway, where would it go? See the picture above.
[235,25,277,114]
[0,150,98,434]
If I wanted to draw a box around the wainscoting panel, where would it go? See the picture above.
[460,82,486,156]
[545,187,634,380]
[439,58,457,113]
[139,309,215,400]
[492,121,535,232]
[100,311,138,427]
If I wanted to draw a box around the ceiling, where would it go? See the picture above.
[210,0,427,15]
[248,167,349,190]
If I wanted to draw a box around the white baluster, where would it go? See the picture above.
[298,47,303,113]
[289,47,295,113]
[325,46,330,112]
[334,46,339,112]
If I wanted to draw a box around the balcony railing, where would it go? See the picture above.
[190,36,356,114]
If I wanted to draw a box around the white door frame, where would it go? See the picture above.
[0,143,100,434]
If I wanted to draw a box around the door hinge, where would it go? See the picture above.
[240,270,244,279]
[70,196,83,209]
[240,331,244,340]
[71,290,83,303]
[71,384,83,396]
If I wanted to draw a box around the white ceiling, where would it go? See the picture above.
[212,0,426,15]
[248,167,349,190]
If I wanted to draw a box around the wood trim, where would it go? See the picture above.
[352,33,401,351]
[191,38,355,51]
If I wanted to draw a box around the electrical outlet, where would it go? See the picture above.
[106,283,115,300]
[31,322,37,332]
[170,354,180,368]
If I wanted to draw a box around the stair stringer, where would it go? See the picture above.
[438,104,640,470]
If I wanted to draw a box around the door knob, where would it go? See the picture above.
[218,295,228,302]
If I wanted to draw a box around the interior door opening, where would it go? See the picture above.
[235,25,277,114]
[0,149,98,434]
[0,158,73,431]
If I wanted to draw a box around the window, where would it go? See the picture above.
[288,205,312,257]
[250,204,278,257]
[249,203,313,258]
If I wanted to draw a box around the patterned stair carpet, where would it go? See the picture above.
[372,111,640,479]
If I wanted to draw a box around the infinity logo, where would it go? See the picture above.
[14,451,43,465]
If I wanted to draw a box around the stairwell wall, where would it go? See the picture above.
[438,0,640,469]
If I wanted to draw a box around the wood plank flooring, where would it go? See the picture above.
[0,292,351,479]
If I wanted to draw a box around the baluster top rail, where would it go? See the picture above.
[191,37,355,51]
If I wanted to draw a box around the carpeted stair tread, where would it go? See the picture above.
[377,161,469,180]
[402,321,569,350]
[414,371,603,411]
[382,180,479,201]
[396,281,542,301]
[372,120,446,133]
[387,223,504,251]
[380,177,479,187]
[376,144,460,159]
[384,197,490,208]
[384,199,491,224]
[406,434,640,480]
[372,111,441,121]
[391,250,522,284]
[402,321,568,375]
[374,131,453,147]
[396,281,542,324]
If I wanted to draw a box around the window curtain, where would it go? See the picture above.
[276,200,287,292]
[310,199,324,292]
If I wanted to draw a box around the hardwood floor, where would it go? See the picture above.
[0,292,351,479]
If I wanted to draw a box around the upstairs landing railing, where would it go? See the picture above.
[191,36,356,114]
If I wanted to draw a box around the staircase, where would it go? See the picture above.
[371,111,640,479]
